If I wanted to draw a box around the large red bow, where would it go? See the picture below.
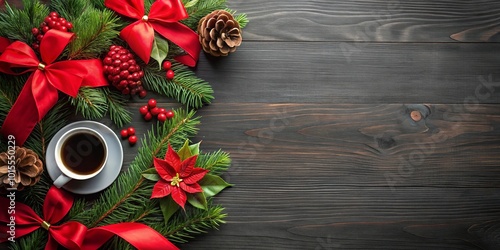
[105,0,201,67]
[0,30,107,145]
[0,186,179,250]
[0,187,88,249]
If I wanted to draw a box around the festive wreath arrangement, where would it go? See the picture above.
[0,0,247,249]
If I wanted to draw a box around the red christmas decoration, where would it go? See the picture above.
[103,45,145,96]
[32,12,73,50]
[151,144,208,208]
[0,30,107,145]
[0,186,179,250]
[104,0,201,67]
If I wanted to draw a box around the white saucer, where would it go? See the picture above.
[46,120,123,194]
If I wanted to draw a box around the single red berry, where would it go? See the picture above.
[31,28,39,36]
[36,34,44,41]
[144,112,153,121]
[42,26,49,33]
[120,129,129,139]
[162,61,172,70]
[166,70,174,80]
[59,26,67,32]
[150,107,160,116]
[127,127,136,136]
[103,57,113,65]
[128,135,138,145]
[157,113,167,122]
[49,11,59,18]
[44,16,51,23]
[147,99,157,109]
[48,20,57,28]
[139,90,147,98]
[158,108,167,114]
[66,22,73,29]
[32,43,40,50]
[165,110,174,119]
[139,105,149,115]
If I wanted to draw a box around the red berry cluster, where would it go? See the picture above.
[140,99,174,122]
[32,12,73,50]
[162,61,175,80]
[120,127,138,145]
[103,45,146,97]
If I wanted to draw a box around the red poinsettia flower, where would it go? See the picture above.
[151,144,208,209]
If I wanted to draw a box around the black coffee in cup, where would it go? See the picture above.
[61,132,106,175]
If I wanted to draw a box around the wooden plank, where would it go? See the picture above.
[172,102,500,249]
[195,42,500,104]
[230,0,500,42]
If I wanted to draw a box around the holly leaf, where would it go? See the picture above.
[151,35,169,69]
[199,174,233,197]
[187,192,208,210]
[142,168,160,181]
[160,196,180,225]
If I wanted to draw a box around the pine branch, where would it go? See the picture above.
[67,8,121,59]
[102,88,132,128]
[197,149,231,175]
[161,201,227,243]
[143,63,214,109]
[0,0,48,43]
[226,9,249,29]
[50,0,88,21]
[182,0,227,30]
[69,87,108,121]
[70,109,200,227]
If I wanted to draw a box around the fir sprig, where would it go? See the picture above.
[0,0,48,43]
[143,63,214,109]
[162,201,227,243]
[102,88,132,128]
[69,87,108,121]
[197,149,231,175]
[66,8,121,59]
[182,0,226,30]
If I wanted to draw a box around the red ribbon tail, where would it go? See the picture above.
[1,73,58,146]
[83,223,179,250]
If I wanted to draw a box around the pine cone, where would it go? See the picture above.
[197,10,242,56]
[0,146,43,192]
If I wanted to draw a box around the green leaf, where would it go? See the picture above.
[187,192,207,210]
[142,168,160,181]
[184,0,199,8]
[151,35,169,69]
[177,140,193,161]
[189,141,201,156]
[200,174,233,197]
[160,196,181,224]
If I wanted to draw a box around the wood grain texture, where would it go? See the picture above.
[194,42,500,104]
[3,0,500,249]
[231,0,500,42]
[176,103,500,249]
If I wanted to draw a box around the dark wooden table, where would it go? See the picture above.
[178,1,500,249]
[8,0,500,249]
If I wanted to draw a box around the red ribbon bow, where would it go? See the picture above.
[0,187,88,249]
[105,0,201,67]
[0,186,179,250]
[0,30,107,146]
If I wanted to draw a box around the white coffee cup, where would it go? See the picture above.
[53,127,108,188]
